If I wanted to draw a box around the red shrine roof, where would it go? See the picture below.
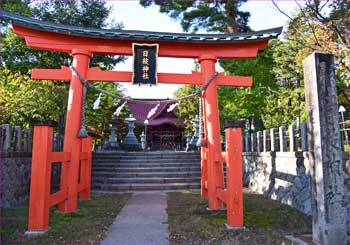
[1,11,282,44]
[127,99,178,126]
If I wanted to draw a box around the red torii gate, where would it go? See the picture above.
[2,11,281,232]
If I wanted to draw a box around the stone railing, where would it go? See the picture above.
[243,122,308,153]
[242,123,350,215]
[0,124,33,152]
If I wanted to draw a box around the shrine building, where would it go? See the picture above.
[126,99,184,150]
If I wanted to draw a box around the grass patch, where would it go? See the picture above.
[1,193,129,244]
[167,191,311,244]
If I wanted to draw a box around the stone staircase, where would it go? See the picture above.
[92,151,201,192]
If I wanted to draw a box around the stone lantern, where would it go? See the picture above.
[121,114,141,151]
[108,117,120,150]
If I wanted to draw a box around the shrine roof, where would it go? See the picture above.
[1,11,282,44]
[126,99,177,126]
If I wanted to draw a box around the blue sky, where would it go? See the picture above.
[106,0,301,99]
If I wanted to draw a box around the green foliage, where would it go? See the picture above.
[174,85,199,133]
[219,41,277,125]
[1,0,124,74]
[0,68,68,127]
[0,0,31,17]
[140,0,250,33]
[0,0,126,136]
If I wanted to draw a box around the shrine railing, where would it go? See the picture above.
[27,122,92,231]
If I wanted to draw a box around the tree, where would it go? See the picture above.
[0,68,68,127]
[173,85,200,133]
[2,0,124,73]
[0,0,125,137]
[219,40,280,129]
[272,0,350,81]
[271,0,350,121]
[140,0,251,33]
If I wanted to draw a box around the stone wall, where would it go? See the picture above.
[0,152,32,208]
[0,152,63,208]
[243,151,350,215]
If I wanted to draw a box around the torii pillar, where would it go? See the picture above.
[58,49,92,212]
[200,55,224,209]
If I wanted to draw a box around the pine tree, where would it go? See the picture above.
[140,0,250,33]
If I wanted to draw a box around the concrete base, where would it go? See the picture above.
[284,235,309,245]
[206,207,226,211]
[25,230,48,236]
[225,224,246,230]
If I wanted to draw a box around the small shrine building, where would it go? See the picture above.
[127,99,184,150]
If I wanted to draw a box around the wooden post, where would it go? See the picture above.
[304,52,349,244]
[80,137,92,200]
[270,128,276,152]
[200,55,224,209]
[58,49,92,212]
[201,147,208,198]
[224,120,244,228]
[279,126,286,152]
[27,122,54,232]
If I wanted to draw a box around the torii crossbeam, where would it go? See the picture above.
[2,10,281,232]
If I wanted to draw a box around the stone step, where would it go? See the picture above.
[92,157,201,162]
[92,182,201,191]
[92,162,200,168]
[92,151,202,192]
[93,157,200,162]
[92,166,200,173]
[92,171,201,178]
[93,151,200,155]
[92,177,201,184]
[93,153,200,159]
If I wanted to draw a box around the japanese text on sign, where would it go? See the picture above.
[132,44,158,86]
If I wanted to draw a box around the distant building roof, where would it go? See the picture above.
[127,99,178,126]
[1,10,282,44]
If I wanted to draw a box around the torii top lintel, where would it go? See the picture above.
[2,11,281,86]
[2,11,282,59]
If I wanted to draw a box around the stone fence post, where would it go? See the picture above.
[256,131,261,152]
[23,128,32,152]
[263,130,268,152]
[2,124,11,151]
[250,133,256,152]
[244,133,250,152]
[14,126,22,151]
[300,122,308,152]
[279,126,286,152]
[304,52,349,244]
[289,124,296,152]
[270,128,276,151]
